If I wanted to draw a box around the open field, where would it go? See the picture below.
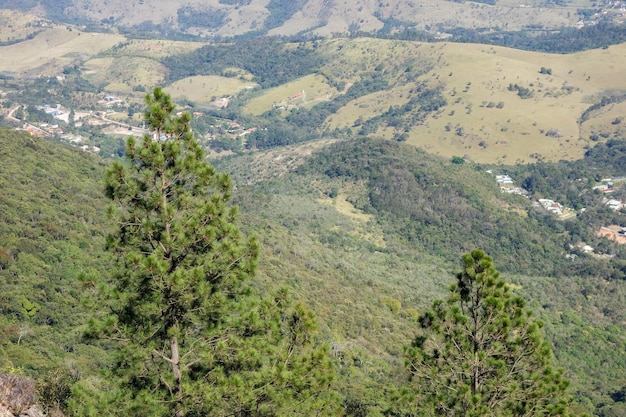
[243,74,338,115]
[0,10,44,43]
[108,39,204,59]
[321,40,626,164]
[83,56,168,94]
[166,75,257,104]
[4,23,626,165]
[316,38,432,84]
[407,42,626,164]
[325,85,414,128]
[0,26,125,76]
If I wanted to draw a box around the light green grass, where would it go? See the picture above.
[319,39,626,164]
[243,74,338,115]
[0,27,125,76]
[165,76,257,104]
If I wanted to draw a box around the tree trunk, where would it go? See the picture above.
[171,335,183,416]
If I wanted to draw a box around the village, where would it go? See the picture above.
[4,91,261,156]
[491,171,626,255]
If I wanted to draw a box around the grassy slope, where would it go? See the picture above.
[82,39,205,94]
[4,24,626,165]
[9,0,593,37]
[0,10,44,43]
[176,36,626,164]
[166,75,257,105]
[0,26,124,76]
[318,40,626,164]
[401,42,626,164]
[243,74,336,115]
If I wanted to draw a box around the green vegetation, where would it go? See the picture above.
[74,89,339,416]
[1,126,626,415]
[4,25,626,411]
[446,22,626,53]
[404,250,571,416]
[163,39,327,88]
[264,0,309,32]
[298,138,572,275]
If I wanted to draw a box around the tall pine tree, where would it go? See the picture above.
[404,250,571,417]
[75,87,338,416]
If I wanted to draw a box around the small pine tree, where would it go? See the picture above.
[404,250,571,417]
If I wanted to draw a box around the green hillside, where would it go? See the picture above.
[0,128,110,381]
[214,137,626,416]
[1,128,625,415]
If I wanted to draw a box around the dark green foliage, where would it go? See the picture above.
[0,128,110,375]
[264,0,309,31]
[508,83,533,99]
[176,6,226,30]
[404,250,571,416]
[539,67,553,75]
[299,138,570,275]
[79,87,339,416]
[447,22,626,53]
[579,93,626,125]
[163,39,327,88]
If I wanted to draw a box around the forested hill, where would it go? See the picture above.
[0,129,110,375]
[296,138,567,274]
[1,129,625,415]
[224,137,624,277]
[215,136,626,415]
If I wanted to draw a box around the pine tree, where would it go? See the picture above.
[77,87,339,416]
[404,250,571,417]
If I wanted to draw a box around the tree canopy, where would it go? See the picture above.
[75,87,339,416]
[404,250,571,417]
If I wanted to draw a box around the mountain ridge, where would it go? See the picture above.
[0,0,601,38]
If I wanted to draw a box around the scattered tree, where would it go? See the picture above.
[539,67,553,75]
[404,250,571,416]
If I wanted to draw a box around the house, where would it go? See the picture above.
[605,198,624,211]
[538,198,564,215]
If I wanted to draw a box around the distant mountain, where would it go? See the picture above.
[0,0,599,38]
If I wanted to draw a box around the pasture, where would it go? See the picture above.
[403,42,626,163]
[0,10,42,43]
[83,56,168,94]
[0,26,125,76]
[321,39,626,164]
[165,76,257,104]
[108,39,204,60]
[243,74,337,116]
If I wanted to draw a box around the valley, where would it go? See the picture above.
[0,4,626,417]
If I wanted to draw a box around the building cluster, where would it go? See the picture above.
[489,172,529,196]
[537,199,565,216]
